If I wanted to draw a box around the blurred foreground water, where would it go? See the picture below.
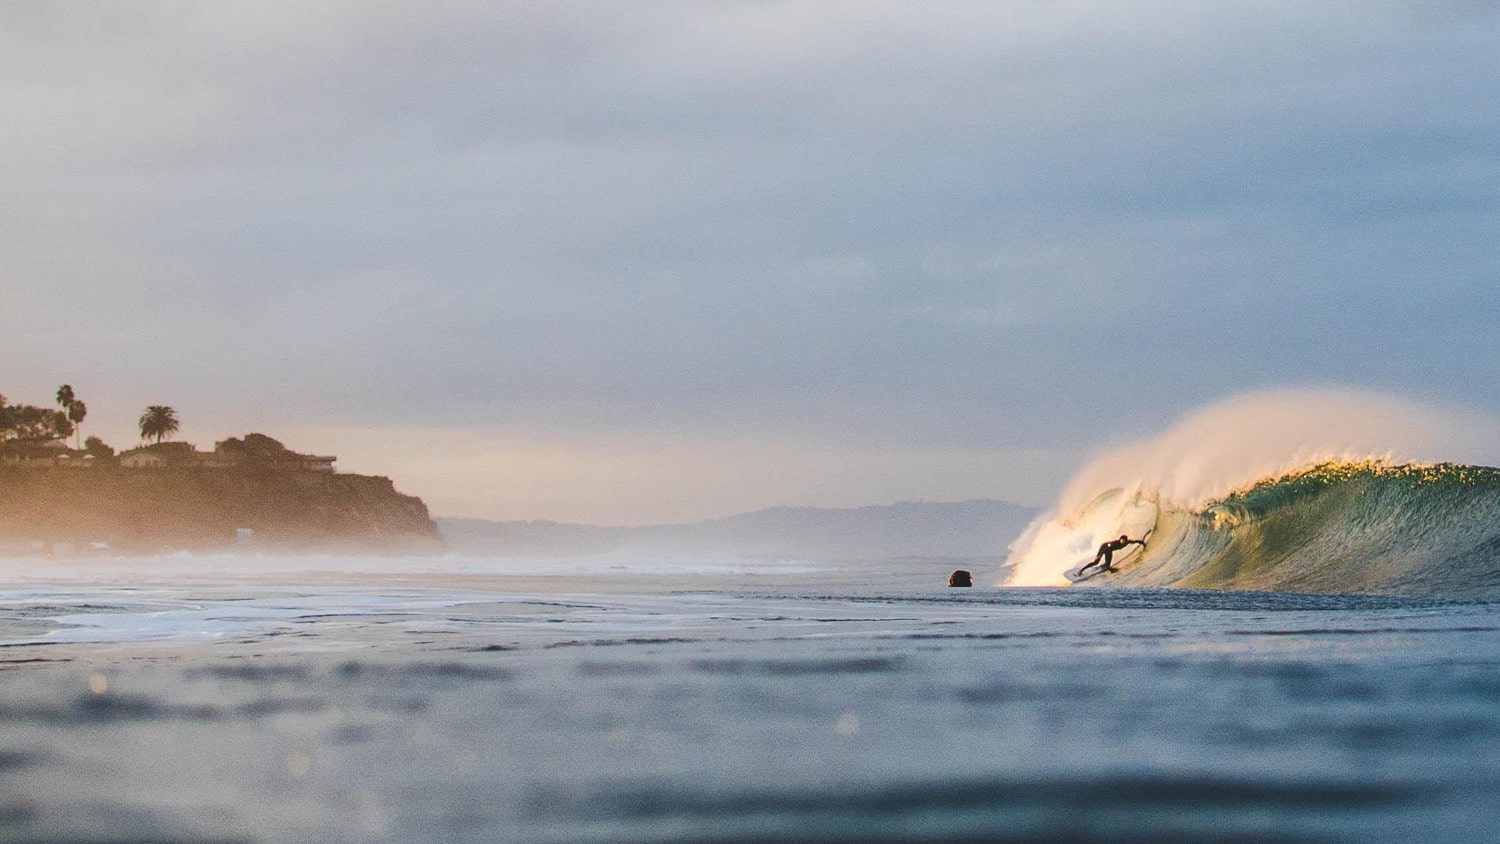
[1,554,1498,842]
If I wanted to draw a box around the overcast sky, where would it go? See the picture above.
[3,2,1497,523]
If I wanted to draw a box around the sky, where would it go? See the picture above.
[3,1,1498,524]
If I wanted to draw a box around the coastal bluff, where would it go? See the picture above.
[0,437,438,554]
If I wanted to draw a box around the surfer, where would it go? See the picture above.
[1077,535,1147,577]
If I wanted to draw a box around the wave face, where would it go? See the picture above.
[1007,461,1500,598]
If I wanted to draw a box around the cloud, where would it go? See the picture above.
[3,1,1498,517]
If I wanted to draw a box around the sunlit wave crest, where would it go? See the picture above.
[1004,389,1500,596]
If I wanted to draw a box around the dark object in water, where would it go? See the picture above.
[948,569,972,587]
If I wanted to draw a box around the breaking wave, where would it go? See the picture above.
[1004,390,1500,598]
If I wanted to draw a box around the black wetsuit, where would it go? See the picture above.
[1081,537,1144,575]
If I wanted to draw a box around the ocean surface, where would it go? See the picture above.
[2,552,1499,843]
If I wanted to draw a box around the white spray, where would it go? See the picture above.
[1003,387,1500,587]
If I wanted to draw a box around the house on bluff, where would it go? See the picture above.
[0,439,97,468]
[116,435,337,472]
[1,440,59,466]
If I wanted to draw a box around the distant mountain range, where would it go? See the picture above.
[438,499,1038,560]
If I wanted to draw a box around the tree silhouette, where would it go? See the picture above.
[138,406,180,444]
[66,401,86,449]
[1,405,71,442]
[56,385,87,449]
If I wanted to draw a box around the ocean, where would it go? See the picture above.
[2,542,1499,843]
[7,460,1500,841]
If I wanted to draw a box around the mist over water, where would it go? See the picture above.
[1058,388,1500,514]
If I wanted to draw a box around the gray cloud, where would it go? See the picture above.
[3,1,1498,516]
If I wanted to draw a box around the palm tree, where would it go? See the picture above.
[55,385,88,448]
[56,385,88,448]
[66,401,86,449]
[67,400,87,449]
[138,405,180,444]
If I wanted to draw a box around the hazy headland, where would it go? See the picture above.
[2,388,438,553]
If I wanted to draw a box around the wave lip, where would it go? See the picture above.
[1007,460,1500,599]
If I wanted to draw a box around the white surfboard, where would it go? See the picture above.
[1064,526,1155,583]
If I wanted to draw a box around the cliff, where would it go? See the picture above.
[0,465,440,553]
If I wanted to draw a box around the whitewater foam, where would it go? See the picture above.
[1056,388,1500,515]
[1006,390,1500,593]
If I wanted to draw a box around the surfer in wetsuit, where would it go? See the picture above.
[1077,534,1147,577]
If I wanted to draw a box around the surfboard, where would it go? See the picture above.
[1064,560,1113,583]
[1064,529,1153,583]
